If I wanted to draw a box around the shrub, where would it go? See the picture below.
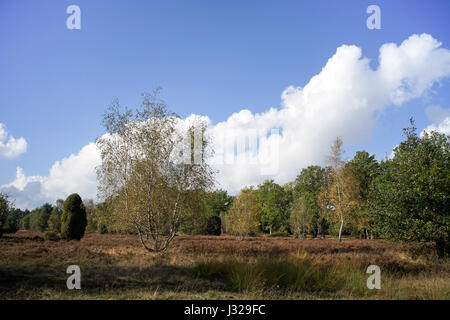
[61,193,87,240]
[266,231,289,237]
[44,231,60,241]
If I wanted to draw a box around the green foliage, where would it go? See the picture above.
[180,192,210,235]
[44,231,60,241]
[61,193,87,240]
[203,190,232,235]
[180,190,232,235]
[347,151,381,201]
[255,180,291,234]
[48,206,62,233]
[265,231,289,237]
[92,198,115,234]
[225,188,261,240]
[205,190,233,217]
[5,208,28,233]
[293,166,328,237]
[84,199,97,233]
[29,203,53,231]
[0,194,12,237]
[21,214,31,230]
[3,213,18,234]
[0,206,28,234]
[345,150,381,238]
[369,120,450,256]
[29,209,38,230]
[290,196,314,238]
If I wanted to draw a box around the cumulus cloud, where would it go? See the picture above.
[425,105,450,123]
[422,118,450,136]
[1,143,101,209]
[2,33,450,209]
[209,33,450,192]
[422,105,450,136]
[41,142,101,200]
[0,123,27,159]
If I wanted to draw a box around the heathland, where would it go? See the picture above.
[0,230,448,300]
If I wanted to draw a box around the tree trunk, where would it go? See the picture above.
[338,219,343,242]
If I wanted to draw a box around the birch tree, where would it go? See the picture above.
[225,189,260,240]
[320,137,361,242]
[290,196,313,238]
[96,90,214,252]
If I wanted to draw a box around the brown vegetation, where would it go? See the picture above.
[0,230,448,299]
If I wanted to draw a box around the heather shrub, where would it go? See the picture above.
[44,231,60,241]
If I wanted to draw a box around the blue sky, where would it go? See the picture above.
[1,0,450,208]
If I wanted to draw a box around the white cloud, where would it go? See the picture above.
[422,117,450,136]
[425,105,450,123]
[421,105,450,136]
[0,123,27,159]
[2,33,450,209]
[2,167,44,191]
[209,33,450,193]
[41,142,101,200]
[1,143,101,209]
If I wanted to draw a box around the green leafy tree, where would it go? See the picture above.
[293,166,327,237]
[255,180,291,234]
[347,151,381,238]
[369,121,450,256]
[205,190,233,217]
[3,213,18,234]
[29,203,53,232]
[29,208,40,230]
[48,199,64,232]
[61,193,87,240]
[83,199,96,233]
[5,208,27,233]
[290,196,314,238]
[21,213,31,230]
[179,191,210,235]
[0,194,12,237]
[92,198,116,234]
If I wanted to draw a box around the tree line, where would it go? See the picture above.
[1,119,447,256]
[0,91,448,257]
[224,120,449,257]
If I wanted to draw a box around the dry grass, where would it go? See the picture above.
[0,230,448,299]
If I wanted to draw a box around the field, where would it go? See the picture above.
[0,230,449,300]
